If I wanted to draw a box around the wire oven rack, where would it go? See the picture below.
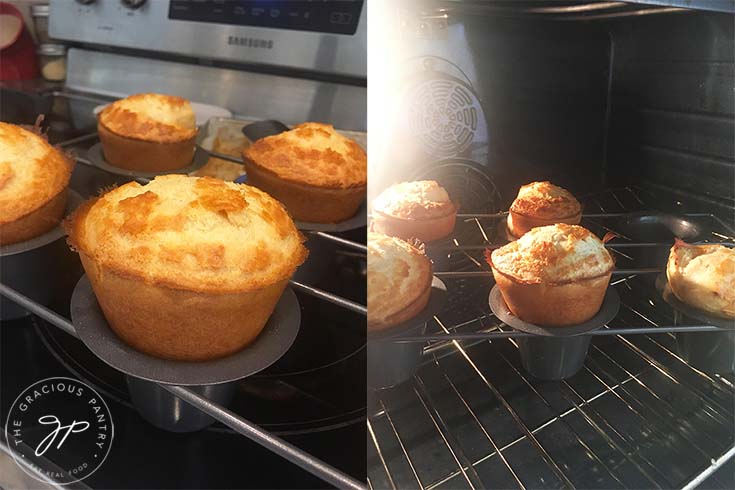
[368,186,735,490]
[0,129,367,489]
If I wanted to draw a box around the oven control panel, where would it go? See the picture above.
[48,0,366,77]
[169,1,363,35]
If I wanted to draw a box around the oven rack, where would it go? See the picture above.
[0,282,365,490]
[368,186,735,490]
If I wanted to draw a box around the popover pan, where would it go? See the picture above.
[368,277,448,390]
[71,275,301,432]
[656,274,734,374]
[490,286,621,380]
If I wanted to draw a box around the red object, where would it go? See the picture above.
[0,2,39,81]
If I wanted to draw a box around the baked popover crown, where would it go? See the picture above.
[0,122,73,225]
[98,93,197,143]
[490,223,613,284]
[368,232,432,328]
[666,239,735,318]
[372,180,456,220]
[66,175,307,293]
[510,181,581,219]
[242,122,366,189]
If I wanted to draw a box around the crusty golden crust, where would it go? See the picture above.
[368,232,433,330]
[97,123,195,172]
[242,122,367,189]
[98,93,197,143]
[371,208,456,243]
[492,267,611,326]
[667,239,735,319]
[0,188,67,245]
[507,208,582,238]
[373,278,432,332]
[372,180,456,220]
[66,175,307,294]
[371,180,457,242]
[0,122,73,228]
[243,159,365,223]
[510,181,582,220]
[81,253,288,361]
[489,224,614,285]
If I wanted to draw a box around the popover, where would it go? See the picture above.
[97,93,197,172]
[66,174,307,361]
[0,122,73,245]
[507,181,582,238]
[242,122,366,223]
[371,180,458,242]
[667,239,735,319]
[368,232,433,331]
[489,223,614,326]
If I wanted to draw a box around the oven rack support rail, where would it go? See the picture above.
[0,282,366,490]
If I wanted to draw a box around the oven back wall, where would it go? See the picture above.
[607,12,735,208]
[369,8,611,207]
[463,17,610,196]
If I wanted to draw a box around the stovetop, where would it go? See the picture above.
[0,86,367,488]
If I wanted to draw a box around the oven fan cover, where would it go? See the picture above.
[402,56,488,160]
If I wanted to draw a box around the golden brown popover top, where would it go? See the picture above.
[667,239,735,319]
[242,122,366,189]
[66,175,307,293]
[368,232,432,329]
[0,122,73,225]
[372,180,456,220]
[98,93,197,143]
[510,181,581,219]
[489,224,613,284]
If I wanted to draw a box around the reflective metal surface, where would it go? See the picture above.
[48,0,366,77]
[65,49,366,131]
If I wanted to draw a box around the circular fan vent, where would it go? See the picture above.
[408,78,481,158]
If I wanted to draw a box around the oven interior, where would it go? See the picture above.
[368,3,734,489]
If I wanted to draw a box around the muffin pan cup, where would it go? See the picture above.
[0,190,83,320]
[656,274,735,374]
[489,286,621,380]
[125,377,236,433]
[368,277,447,390]
[70,275,301,432]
